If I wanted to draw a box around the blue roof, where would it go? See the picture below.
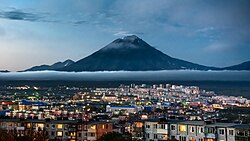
[20,100,47,106]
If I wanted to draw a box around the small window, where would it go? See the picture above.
[171,125,175,130]
[200,127,204,133]
[153,124,157,129]
[78,125,82,130]
[229,130,234,136]
[90,133,95,137]
[154,134,157,139]
[160,124,165,129]
[190,126,195,133]
[219,129,224,135]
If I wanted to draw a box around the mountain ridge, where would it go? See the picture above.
[21,35,250,72]
[25,59,74,71]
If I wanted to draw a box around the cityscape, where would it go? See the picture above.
[1,0,250,141]
[0,82,249,141]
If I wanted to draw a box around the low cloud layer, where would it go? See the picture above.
[0,70,250,81]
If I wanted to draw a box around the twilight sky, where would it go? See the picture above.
[0,0,250,71]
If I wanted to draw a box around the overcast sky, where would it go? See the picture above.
[0,0,250,71]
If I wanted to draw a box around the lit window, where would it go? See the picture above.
[135,122,143,128]
[57,124,63,129]
[179,125,187,132]
[102,125,105,129]
[70,132,76,136]
[57,131,63,137]
[37,124,44,128]
[90,125,96,130]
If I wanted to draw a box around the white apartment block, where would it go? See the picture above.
[143,118,250,141]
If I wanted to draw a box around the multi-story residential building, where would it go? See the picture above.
[233,124,250,141]
[0,119,113,141]
[142,118,250,141]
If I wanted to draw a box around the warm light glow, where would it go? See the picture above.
[57,124,63,129]
[90,125,96,130]
[135,122,143,128]
[70,132,76,136]
[190,137,195,141]
[179,125,187,132]
[27,123,31,128]
[57,131,63,136]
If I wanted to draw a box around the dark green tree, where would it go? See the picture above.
[97,132,131,141]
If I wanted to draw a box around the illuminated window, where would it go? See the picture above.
[179,125,187,132]
[70,132,76,136]
[90,125,96,130]
[206,139,215,141]
[27,123,31,128]
[135,122,143,128]
[102,125,105,129]
[57,131,63,137]
[57,124,63,129]
[37,124,44,128]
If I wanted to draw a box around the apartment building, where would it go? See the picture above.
[142,118,250,141]
[0,119,113,141]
